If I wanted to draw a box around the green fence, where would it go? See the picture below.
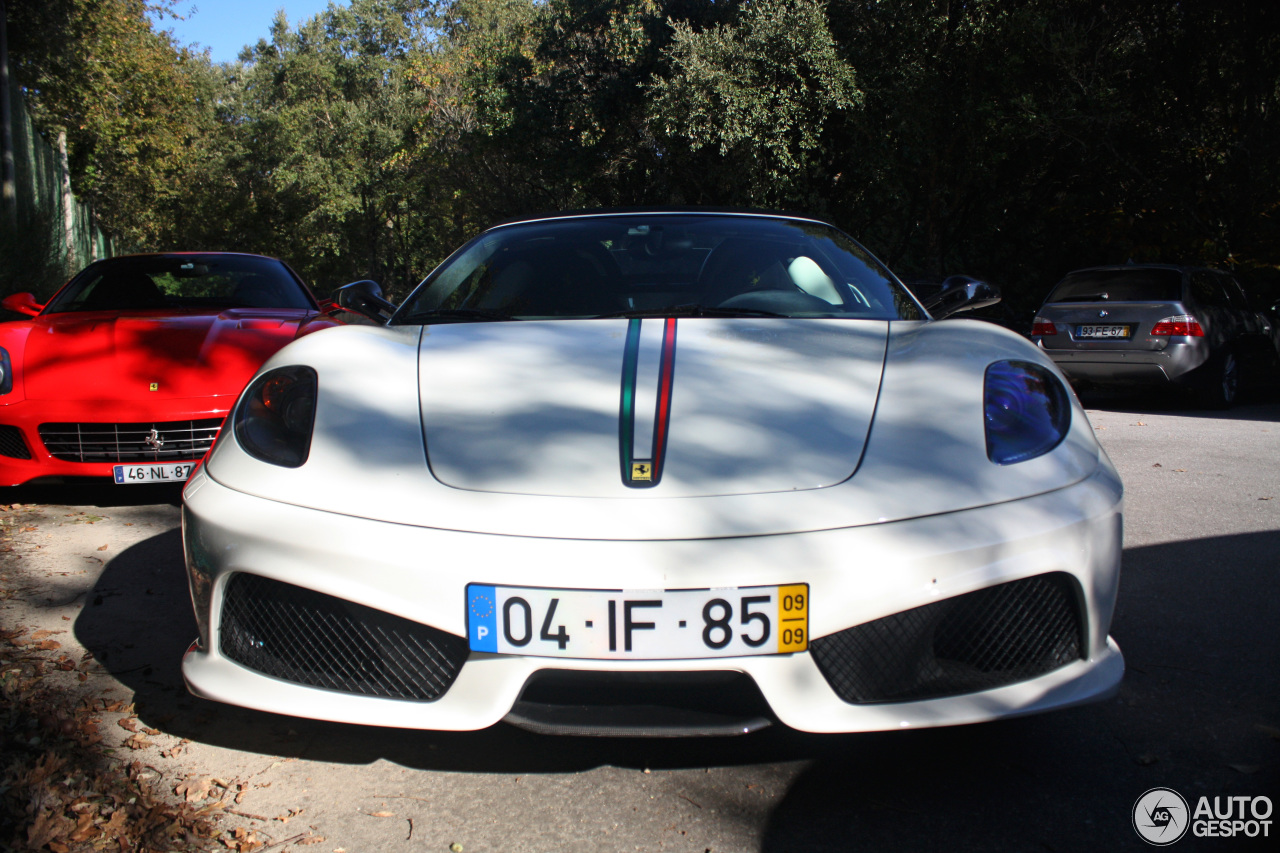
[2,76,115,298]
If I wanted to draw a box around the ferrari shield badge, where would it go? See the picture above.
[149,382,159,391]
[619,318,677,488]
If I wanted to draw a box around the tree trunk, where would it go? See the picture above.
[0,0,17,228]
[58,129,73,263]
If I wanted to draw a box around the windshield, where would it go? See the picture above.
[1046,269,1183,303]
[394,214,922,323]
[45,254,315,314]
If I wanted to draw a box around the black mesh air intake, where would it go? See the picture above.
[0,425,31,459]
[810,572,1084,704]
[220,573,469,701]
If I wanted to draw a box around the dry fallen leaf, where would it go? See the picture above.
[176,777,215,802]
[118,717,139,733]
[369,810,395,817]
[96,544,109,551]
[124,732,152,750]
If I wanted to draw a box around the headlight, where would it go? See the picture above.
[0,347,12,394]
[984,360,1070,465]
[233,366,317,467]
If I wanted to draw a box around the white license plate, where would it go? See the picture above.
[113,463,195,484]
[1076,324,1131,339]
[466,583,809,660]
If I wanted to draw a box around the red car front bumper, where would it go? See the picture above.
[0,395,235,486]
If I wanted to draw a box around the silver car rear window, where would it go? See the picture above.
[1046,269,1182,303]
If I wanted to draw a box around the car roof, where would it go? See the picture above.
[1062,263,1224,276]
[484,207,832,232]
[94,251,284,262]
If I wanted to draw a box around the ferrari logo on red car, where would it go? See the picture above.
[149,382,159,391]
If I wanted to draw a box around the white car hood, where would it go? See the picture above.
[418,319,888,498]
[206,320,1106,540]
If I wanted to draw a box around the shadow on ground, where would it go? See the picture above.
[759,527,1280,852]
[71,522,1280,851]
[1075,388,1280,423]
[0,480,184,509]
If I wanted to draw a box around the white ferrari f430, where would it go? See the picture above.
[181,209,1124,736]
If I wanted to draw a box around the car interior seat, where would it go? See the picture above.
[83,271,165,310]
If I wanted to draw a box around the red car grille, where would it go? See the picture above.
[37,419,222,463]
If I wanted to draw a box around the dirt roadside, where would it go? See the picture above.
[0,489,322,851]
[0,484,794,853]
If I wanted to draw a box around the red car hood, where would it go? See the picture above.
[20,308,315,401]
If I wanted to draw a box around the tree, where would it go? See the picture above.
[4,0,217,248]
[648,0,859,207]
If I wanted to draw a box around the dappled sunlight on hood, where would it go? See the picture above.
[419,319,888,498]
[207,320,1103,540]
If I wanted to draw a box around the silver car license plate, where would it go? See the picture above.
[1076,324,1132,339]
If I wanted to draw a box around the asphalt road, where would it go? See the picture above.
[1,393,1277,852]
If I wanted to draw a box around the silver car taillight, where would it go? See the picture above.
[1150,315,1204,336]
[1031,317,1057,336]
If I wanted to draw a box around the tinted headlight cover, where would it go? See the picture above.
[234,366,317,467]
[984,360,1071,465]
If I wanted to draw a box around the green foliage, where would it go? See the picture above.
[5,0,1277,307]
[649,0,859,200]
[5,0,219,248]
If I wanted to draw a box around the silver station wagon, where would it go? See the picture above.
[1031,264,1278,407]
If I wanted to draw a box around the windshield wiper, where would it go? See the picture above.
[595,303,789,319]
[400,307,520,324]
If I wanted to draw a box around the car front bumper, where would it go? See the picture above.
[181,464,1125,734]
[0,396,232,486]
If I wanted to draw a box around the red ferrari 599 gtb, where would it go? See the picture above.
[0,252,336,487]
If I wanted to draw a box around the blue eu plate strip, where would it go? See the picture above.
[467,584,498,652]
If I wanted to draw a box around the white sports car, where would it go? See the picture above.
[181,209,1124,736]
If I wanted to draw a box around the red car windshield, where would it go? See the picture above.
[44,255,315,314]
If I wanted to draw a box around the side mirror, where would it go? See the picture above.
[2,292,44,317]
[333,280,396,323]
[923,275,1001,320]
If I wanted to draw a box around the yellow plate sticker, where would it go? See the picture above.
[776,583,809,653]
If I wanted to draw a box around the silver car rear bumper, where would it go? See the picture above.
[1040,339,1208,385]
